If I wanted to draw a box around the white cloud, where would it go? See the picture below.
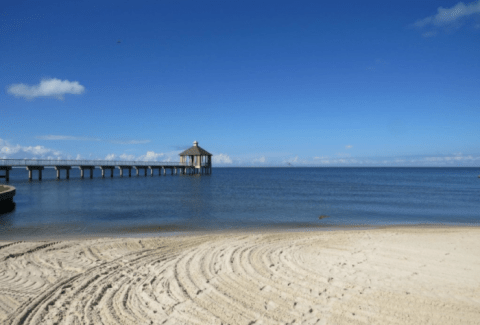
[0,138,62,159]
[119,153,136,161]
[104,151,167,162]
[23,145,59,156]
[212,153,232,164]
[0,139,176,162]
[7,78,85,100]
[345,145,353,149]
[100,150,184,162]
[413,0,480,28]
[137,151,165,161]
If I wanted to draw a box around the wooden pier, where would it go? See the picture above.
[0,141,212,182]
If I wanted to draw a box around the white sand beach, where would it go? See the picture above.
[0,226,479,325]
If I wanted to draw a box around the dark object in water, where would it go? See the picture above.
[0,185,15,208]
[318,215,330,220]
[0,201,15,214]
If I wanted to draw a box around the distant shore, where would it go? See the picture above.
[1,226,479,324]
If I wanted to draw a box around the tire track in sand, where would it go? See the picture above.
[2,229,480,325]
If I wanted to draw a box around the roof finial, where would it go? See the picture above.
[193,141,198,147]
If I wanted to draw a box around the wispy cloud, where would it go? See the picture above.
[37,135,150,145]
[308,153,480,166]
[253,156,267,164]
[110,140,151,145]
[36,135,101,141]
[412,0,480,32]
[7,78,85,100]
[285,156,299,164]
[345,145,353,149]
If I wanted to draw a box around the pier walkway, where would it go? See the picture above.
[0,159,210,181]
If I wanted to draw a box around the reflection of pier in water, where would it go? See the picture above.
[0,141,212,181]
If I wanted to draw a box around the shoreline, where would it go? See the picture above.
[1,223,479,243]
[1,226,479,324]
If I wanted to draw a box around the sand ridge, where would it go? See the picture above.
[0,227,479,324]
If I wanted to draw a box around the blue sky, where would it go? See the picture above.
[1,0,479,166]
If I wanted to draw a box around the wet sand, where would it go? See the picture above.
[0,226,479,324]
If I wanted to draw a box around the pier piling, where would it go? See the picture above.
[79,166,95,179]
[0,167,12,182]
[26,166,45,181]
[100,166,115,178]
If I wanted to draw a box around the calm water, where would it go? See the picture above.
[1,167,479,240]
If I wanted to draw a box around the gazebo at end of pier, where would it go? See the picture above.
[179,141,212,175]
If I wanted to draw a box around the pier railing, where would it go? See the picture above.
[0,159,185,167]
[0,159,211,167]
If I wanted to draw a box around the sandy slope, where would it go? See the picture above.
[0,227,479,324]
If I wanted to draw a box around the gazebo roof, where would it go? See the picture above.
[179,141,212,156]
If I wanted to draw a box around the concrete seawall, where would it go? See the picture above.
[0,185,16,204]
